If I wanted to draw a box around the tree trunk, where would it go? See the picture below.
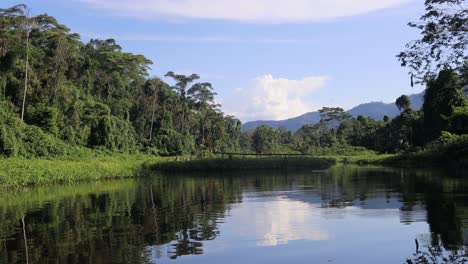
[53,62,60,102]
[22,216,29,264]
[53,40,64,102]
[21,31,30,121]
[149,94,157,140]
[181,101,185,132]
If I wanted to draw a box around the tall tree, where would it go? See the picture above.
[146,79,162,141]
[187,82,218,149]
[423,70,465,141]
[20,8,39,121]
[396,95,412,112]
[318,107,352,140]
[164,72,200,133]
[0,4,242,157]
[252,125,278,154]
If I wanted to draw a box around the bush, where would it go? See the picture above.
[448,104,468,134]
[27,104,60,136]
[0,124,19,157]
[0,104,75,158]
[0,103,23,157]
[20,126,68,158]
[88,116,137,152]
[425,131,468,157]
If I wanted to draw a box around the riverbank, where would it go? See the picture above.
[329,152,468,168]
[0,150,465,191]
[149,156,336,172]
[0,154,163,190]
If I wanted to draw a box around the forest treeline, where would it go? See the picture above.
[0,3,466,159]
[243,69,467,157]
[0,4,242,157]
[243,0,468,159]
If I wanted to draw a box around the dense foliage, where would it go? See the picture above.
[0,4,241,158]
[0,3,466,161]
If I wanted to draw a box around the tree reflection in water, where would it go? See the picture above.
[0,166,466,263]
[406,238,467,264]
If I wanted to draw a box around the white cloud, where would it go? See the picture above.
[230,199,330,247]
[79,0,413,22]
[228,74,329,122]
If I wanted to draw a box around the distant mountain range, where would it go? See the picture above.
[242,92,424,131]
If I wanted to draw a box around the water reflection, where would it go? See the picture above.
[0,165,466,263]
[231,199,330,246]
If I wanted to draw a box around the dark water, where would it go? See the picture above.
[1,165,467,264]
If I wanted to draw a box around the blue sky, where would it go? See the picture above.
[3,0,426,122]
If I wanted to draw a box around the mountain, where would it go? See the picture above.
[242,92,424,132]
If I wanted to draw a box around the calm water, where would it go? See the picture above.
[1,165,467,264]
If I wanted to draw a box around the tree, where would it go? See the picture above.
[319,107,352,124]
[448,104,468,134]
[376,110,424,153]
[146,79,161,141]
[337,116,384,150]
[396,95,412,112]
[292,124,322,152]
[0,5,27,100]
[252,125,278,154]
[423,70,465,141]
[20,8,39,121]
[397,0,467,81]
[187,82,218,150]
[318,107,352,140]
[240,130,254,152]
[164,72,200,133]
[0,4,244,157]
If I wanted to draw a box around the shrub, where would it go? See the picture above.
[20,126,68,158]
[0,124,19,157]
[88,116,137,152]
[425,131,468,157]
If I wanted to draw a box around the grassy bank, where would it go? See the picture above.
[0,154,163,190]
[1,149,464,191]
[325,153,397,165]
[328,152,468,168]
[149,156,336,173]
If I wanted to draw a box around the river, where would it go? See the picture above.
[0,165,467,263]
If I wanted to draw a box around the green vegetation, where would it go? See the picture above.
[239,0,467,167]
[0,4,241,160]
[0,0,466,191]
[240,70,467,167]
[150,156,335,172]
[0,154,162,190]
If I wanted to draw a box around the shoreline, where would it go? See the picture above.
[0,155,163,190]
[0,152,466,190]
